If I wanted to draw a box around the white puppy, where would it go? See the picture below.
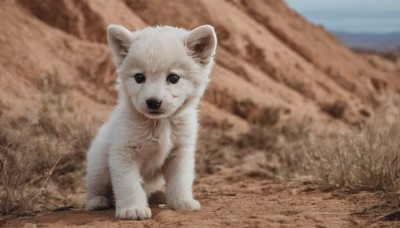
[85,24,217,220]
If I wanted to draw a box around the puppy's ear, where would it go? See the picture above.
[107,24,134,66]
[186,25,217,65]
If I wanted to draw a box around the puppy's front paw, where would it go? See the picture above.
[86,196,111,210]
[169,199,201,211]
[116,207,152,220]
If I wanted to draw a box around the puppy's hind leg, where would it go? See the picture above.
[86,130,112,210]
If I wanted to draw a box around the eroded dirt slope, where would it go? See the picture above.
[2,0,399,131]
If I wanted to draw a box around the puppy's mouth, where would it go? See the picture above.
[148,111,163,115]
[144,110,169,119]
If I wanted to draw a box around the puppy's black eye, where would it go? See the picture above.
[133,73,146,84]
[167,74,180,84]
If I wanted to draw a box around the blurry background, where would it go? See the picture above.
[286,0,400,52]
[0,0,399,225]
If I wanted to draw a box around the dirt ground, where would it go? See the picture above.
[1,170,395,228]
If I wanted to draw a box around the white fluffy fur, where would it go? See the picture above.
[85,24,217,220]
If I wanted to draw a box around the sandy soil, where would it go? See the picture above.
[1,171,395,228]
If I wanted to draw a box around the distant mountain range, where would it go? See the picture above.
[333,31,400,52]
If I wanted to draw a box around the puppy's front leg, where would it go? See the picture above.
[109,152,151,220]
[163,145,201,211]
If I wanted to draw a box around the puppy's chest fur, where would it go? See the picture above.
[127,119,175,178]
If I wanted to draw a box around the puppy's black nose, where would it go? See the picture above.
[146,99,162,110]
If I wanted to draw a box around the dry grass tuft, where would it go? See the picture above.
[358,192,400,221]
[235,117,312,152]
[0,70,96,217]
[227,116,400,219]
[0,127,61,217]
[196,117,313,178]
[197,129,236,175]
[0,113,94,217]
[293,119,400,219]
[300,120,399,192]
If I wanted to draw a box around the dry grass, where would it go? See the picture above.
[0,126,93,218]
[225,116,400,220]
[0,123,62,217]
[196,116,313,178]
[0,72,96,217]
[196,128,236,175]
[0,111,95,217]
[235,117,312,156]
[300,122,399,192]
[291,119,400,220]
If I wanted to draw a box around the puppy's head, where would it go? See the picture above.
[107,25,217,119]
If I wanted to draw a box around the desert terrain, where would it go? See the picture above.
[0,0,399,227]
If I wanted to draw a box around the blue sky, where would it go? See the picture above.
[285,0,400,33]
